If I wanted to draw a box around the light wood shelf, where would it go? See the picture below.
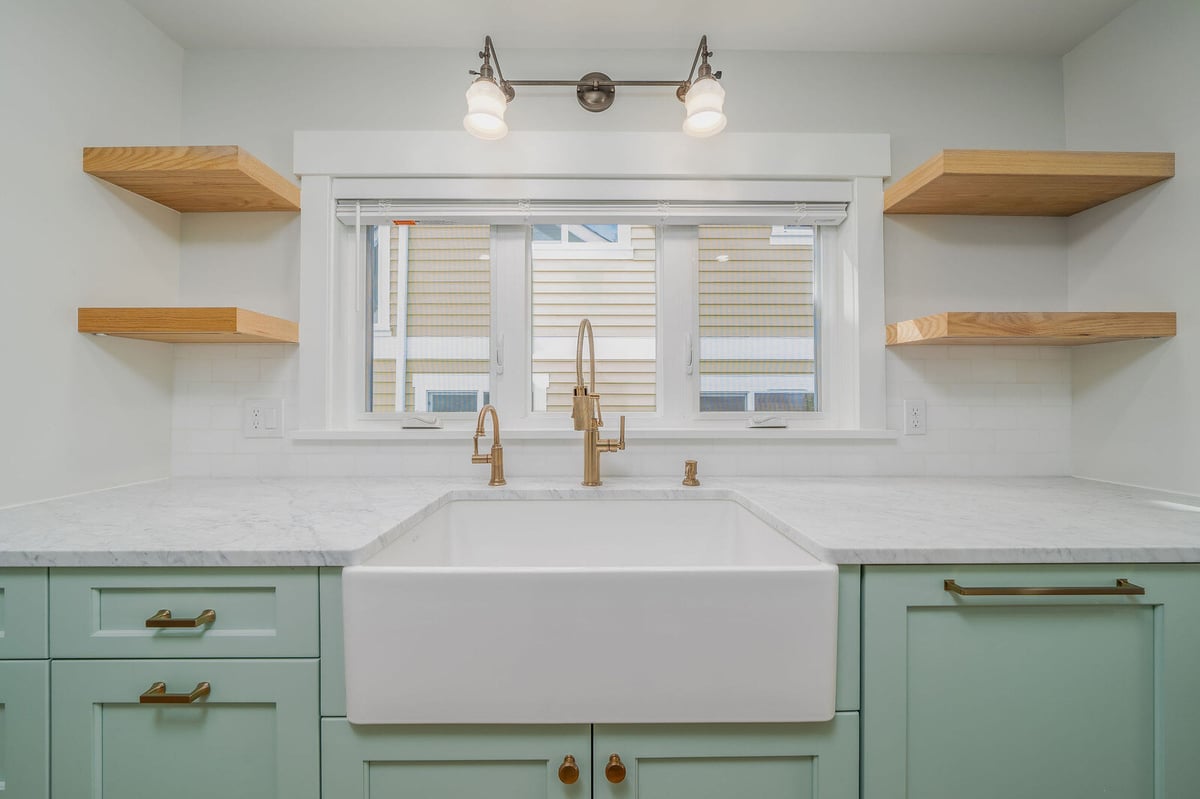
[78,307,299,344]
[886,312,1176,346]
[884,150,1174,216]
[83,146,300,212]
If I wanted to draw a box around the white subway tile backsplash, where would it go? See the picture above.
[170,344,1073,478]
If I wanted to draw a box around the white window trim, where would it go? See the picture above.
[296,131,889,439]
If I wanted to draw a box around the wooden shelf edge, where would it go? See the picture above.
[884,149,1175,216]
[78,307,299,344]
[83,145,300,213]
[886,312,1177,346]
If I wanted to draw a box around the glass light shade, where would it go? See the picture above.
[682,75,727,138]
[463,78,509,140]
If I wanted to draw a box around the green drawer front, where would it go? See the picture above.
[862,564,1200,799]
[0,569,48,659]
[0,660,49,798]
[322,720,591,799]
[594,714,859,799]
[50,568,318,658]
[52,658,319,799]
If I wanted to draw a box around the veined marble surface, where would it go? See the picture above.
[0,476,1197,567]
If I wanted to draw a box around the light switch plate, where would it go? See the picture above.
[243,398,284,438]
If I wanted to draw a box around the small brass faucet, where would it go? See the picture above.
[572,319,625,486]
[471,404,506,486]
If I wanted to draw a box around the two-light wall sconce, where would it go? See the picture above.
[464,35,727,140]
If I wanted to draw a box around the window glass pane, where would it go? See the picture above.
[367,224,491,413]
[531,224,657,414]
[700,392,748,412]
[533,224,562,242]
[698,225,817,412]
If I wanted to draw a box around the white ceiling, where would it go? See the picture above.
[127,0,1137,56]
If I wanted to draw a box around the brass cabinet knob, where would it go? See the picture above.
[605,753,627,784]
[558,754,580,785]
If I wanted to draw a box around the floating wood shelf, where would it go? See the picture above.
[886,312,1176,346]
[78,307,299,343]
[884,150,1175,216]
[83,146,300,212]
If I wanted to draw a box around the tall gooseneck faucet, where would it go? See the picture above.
[572,318,625,486]
[471,404,506,486]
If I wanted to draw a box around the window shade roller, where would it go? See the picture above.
[335,200,848,227]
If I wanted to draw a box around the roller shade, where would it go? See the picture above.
[336,200,848,227]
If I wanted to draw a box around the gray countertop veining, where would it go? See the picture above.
[0,476,1197,567]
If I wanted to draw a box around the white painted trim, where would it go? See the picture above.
[372,225,391,335]
[333,178,853,203]
[533,337,656,360]
[291,427,899,442]
[295,131,892,179]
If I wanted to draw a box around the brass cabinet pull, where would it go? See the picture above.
[145,608,216,628]
[139,681,211,704]
[557,754,580,785]
[604,754,627,784]
[944,578,1145,597]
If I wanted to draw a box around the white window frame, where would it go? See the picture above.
[295,131,889,439]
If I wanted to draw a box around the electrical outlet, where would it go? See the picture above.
[243,398,284,438]
[904,399,927,435]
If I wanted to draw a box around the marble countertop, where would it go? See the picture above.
[0,476,1197,567]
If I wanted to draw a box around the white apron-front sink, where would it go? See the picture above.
[342,497,837,724]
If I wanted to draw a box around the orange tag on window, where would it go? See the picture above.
[392,220,417,226]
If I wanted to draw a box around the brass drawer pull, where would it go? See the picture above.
[558,754,580,785]
[145,609,216,628]
[944,578,1145,597]
[605,754,627,784]
[139,681,211,704]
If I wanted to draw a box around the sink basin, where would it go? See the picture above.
[342,497,837,724]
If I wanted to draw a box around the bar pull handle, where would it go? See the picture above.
[140,681,211,704]
[145,609,217,628]
[944,578,1145,597]
[685,333,694,375]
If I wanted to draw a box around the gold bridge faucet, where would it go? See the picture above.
[471,404,506,486]
[571,319,625,486]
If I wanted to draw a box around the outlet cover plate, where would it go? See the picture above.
[244,397,284,438]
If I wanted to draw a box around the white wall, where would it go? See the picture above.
[1064,0,1199,495]
[0,0,183,506]
[174,47,1074,477]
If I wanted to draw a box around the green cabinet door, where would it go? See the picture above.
[862,565,1200,799]
[322,720,591,798]
[593,714,859,799]
[52,658,318,799]
[0,661,48,798]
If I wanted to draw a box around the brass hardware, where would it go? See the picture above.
[944,578,1145,596]
[471,404,506,486]
[605,754,627,784]
[145,608,216,628]
[139,681,211,704]
[574,318,626,486]
[558,754,580,785]
[683,459,700,486]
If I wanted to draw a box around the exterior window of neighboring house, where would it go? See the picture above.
[698,225,817,414]
[530,224,656,414]
[367,224,490,414]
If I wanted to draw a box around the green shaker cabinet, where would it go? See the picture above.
[862,565,1200,799]
[52,658,319,799]
[0,661,49,798]
[593,715,859,799]
[322,721,591,798]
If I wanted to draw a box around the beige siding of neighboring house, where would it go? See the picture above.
[533,225,657,414]
[371,225,491,413]
[697,226,815,392]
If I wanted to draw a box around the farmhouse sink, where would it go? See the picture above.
[342,497,837,724]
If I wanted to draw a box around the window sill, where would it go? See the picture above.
[290,428,901,443]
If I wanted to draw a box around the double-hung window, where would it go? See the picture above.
[341,192,851,431]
